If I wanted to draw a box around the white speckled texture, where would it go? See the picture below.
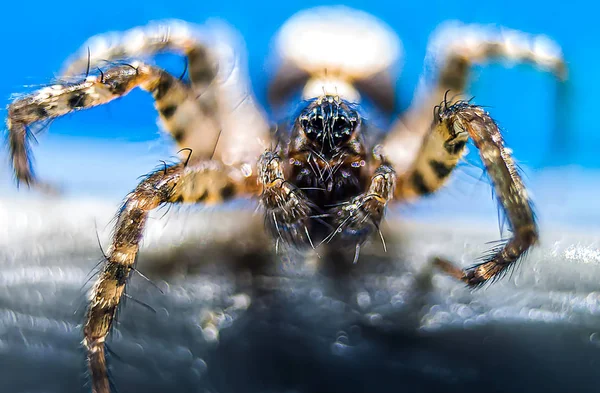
[1,193,600,393]
[1,137,599,392]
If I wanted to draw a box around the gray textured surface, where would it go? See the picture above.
[1,133,599,393]
[1,196,600,393]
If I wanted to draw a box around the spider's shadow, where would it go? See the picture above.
[124,214,447,393]
[93,211,600,393]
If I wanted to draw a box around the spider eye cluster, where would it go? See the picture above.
[301,116,353,144]
[299,99,358,150]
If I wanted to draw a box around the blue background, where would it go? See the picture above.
[1,6,599,392]
[0,0,595,169]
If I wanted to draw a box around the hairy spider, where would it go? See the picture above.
[5,6,565,393]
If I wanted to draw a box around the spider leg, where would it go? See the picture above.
[392,100,469,199]
[381,23,565,173]
[62,20,271,167]
[8,20,270,189]
[7,62,222,188]
[84,159,250,393]
[325,164,396,255]
[407,102,537,286]
[258,149,314,249]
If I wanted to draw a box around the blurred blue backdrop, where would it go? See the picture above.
[0,0,595,169]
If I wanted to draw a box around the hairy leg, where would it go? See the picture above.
[258,149,314,249]
[382,23,565,173]
[325,164,396,262]
[62,20,216,90]
[7,63,221,188]
[396,101,537,286]
[84,160,248,393]
[267,6,401,113]
[393,99,469,199]
[8,20,270,189]
[62,20,270,167]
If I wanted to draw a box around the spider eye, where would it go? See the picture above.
[301,118,324,142]
[331,118,354,145]
[299,100,358,151]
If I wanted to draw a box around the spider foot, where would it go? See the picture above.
[432,257,487,287]
[433,240,533,288]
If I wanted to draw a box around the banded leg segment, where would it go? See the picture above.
[62,20,218,89]
[60,20,223,146]
[394,102,469,199]
[61,20,271,166]
[7,63,221,187]
[382,24,566,173]
[424,103,538,286]
[429,23,566,94]
[8,64,149,187]
[84,160,245,393]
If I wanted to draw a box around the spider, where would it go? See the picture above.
[5,6,565,393]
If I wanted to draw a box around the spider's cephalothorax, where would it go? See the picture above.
[4,7,566,393]
[263,95,377,248]
[289,96,366,205]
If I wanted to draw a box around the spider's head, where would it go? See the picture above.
[296,95,360,156]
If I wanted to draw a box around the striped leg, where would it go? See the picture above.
[7,63,221,188]
[398,101,538,286]
[61,20,270,167]
[393,99,469,199]
[382,23,565,173]
[84,160,246,393]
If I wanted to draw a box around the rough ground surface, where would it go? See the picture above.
[1,135,599,393]
[1,196,599,393]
